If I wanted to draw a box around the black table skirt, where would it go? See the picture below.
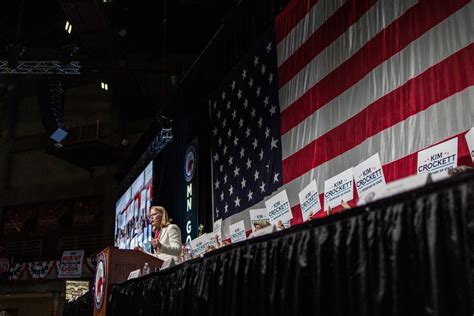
[68,172,474,316]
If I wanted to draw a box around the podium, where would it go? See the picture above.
[93,247,163,316]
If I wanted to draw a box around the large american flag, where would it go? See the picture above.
[211,0,474,235]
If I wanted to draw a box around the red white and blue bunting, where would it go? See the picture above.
[1,255,97,280]
[27,261,57,279]
[9,263,25,280]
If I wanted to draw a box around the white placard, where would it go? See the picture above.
[229,220,246,243]
[357,185,386,206]
[357,173,432,206]
[465,128,474,162]
[206,232,220,249]
[265,190,293,225]
[190,234,209,258]
[249,208,271,232]
[324,168,354,209]
[58,250,84,278]
[127,269,141,280]
[159,258,175,271]
[298,180,321,222]
[384,173,431,197]
[213,219,222,242]
[252,225,276,238]
[353,153,386,196]
[417,138,458,180]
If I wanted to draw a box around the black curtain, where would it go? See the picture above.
[63,290,93,316]
[103,173,474,316]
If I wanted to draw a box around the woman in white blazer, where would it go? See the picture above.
[149,206,182,264]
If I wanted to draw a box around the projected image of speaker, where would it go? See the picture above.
[37,79,68,143]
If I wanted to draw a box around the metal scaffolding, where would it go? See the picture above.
[0,61,81,75]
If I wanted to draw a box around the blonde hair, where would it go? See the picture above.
[150,206,172,227]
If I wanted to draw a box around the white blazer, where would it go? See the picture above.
[153,224,182,264]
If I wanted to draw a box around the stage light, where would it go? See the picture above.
[65,21,72,34]
[100,82,108,90]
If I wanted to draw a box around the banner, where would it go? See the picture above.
[298,180,321,221]
[183,140,199,243]
[265,190,292,225]
[353,153,386,196]
[58,250,84,278]
[417,138,458,180]
[324,168,354,209]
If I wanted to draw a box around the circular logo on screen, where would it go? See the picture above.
[94,253,106,311]
[184,145,197,182]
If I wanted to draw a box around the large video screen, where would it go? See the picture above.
[114,161,153,251]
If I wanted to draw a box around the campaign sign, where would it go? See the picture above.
[127,269,141,280]
[229,220,247,243]
[213,219,223,242]
[207,232,220,249]
[356,185,386,206]
[353,153,386,196]
[357,173,432,206]
[265,190,292,225]
[384,173,432,197]
[58,250,84,278]
[324,168,354,209]
[298,180,321,221]
[465,128,474,162]
[190,234,209,258]
[160,258,175,271]
[249,208,271,232]
[252,225,276,237]
[417,138,457,180]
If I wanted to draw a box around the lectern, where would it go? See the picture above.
[93,247,163,316]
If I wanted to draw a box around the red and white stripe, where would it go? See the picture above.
[221,0,474,237]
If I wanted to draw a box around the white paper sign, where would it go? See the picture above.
[265,190,293,225]
[159,258,175,270]
[252,225,276,238]
[249,208,271,232]
[356,185,386,206]
[417,138,457,180]
[357,173,432,206]
[190,234,209,258]
[229,220,246,243]
[206,232,220,249]
[384,173,431,197]
[213,219,223,242]
[324,168,354,209]
[465,128,474,162]
[127,269,141,280]
[298,180,321,221]
[353,153,386,196]
[58,250,84,278]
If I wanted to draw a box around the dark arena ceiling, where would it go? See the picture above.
[0,0,236,105]
[0,0,237,169]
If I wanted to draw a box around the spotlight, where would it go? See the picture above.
[65,21,72,34]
